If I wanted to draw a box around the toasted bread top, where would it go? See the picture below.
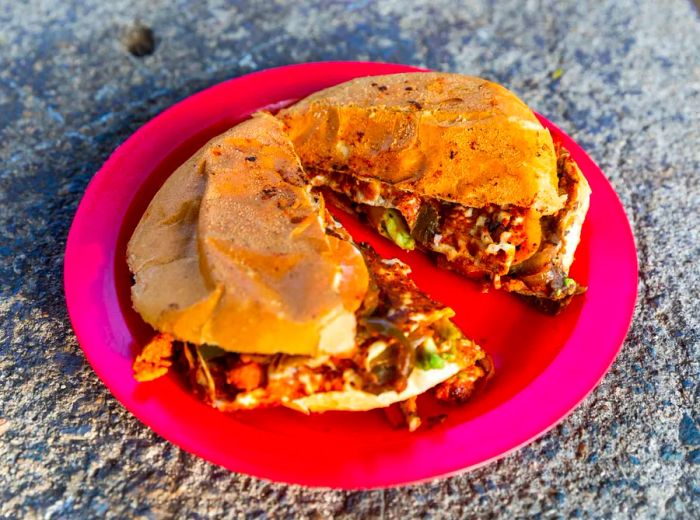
[127,112,368,356]
[278,72,564,215]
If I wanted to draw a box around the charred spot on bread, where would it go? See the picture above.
[260,186,278,199]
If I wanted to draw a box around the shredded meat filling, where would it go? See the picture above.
[310,145,582,306]
[133,333,175,382]
[436,203,530,275]
[310,169,532,275]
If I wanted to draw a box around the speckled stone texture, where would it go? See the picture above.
[1,0,699,518]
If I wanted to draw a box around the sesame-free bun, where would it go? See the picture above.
[127,112,368,356]
[278,72,564,215]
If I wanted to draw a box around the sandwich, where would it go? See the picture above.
[128,112,489,429]
[278,72,591,312]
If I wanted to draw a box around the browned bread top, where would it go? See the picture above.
[127,112,368,356]
[278,72,564,215]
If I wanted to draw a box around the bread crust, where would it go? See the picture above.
[285,363,461,413]
[127,112,368,356]
[278,72,564,215]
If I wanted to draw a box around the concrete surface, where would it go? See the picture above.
[1,0,699,518]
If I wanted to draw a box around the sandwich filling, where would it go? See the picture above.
[309,144,586,307]
[133,242,489,423]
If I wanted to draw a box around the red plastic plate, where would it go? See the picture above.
[64,62,637,489]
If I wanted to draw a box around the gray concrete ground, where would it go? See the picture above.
[1,0,699,518]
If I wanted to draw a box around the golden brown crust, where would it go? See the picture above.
[127,112,368,356]
[278,72,564,215]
